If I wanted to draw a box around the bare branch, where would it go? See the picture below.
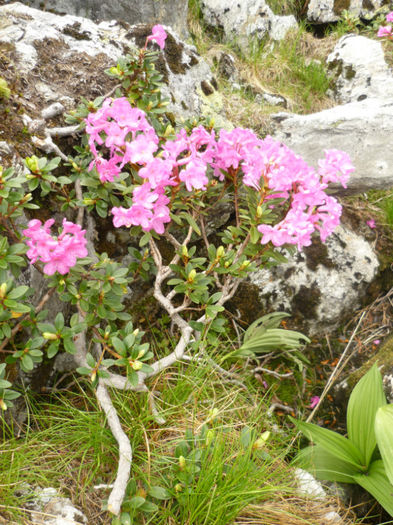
[253,367,293,379]
[96,381,132,516]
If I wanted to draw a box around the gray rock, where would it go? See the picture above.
[327,34,393,104]
[0,3,226,129]
[4,0,189,39]
[272,98,393,195]
[255,92,287,108]
[200,0,297,52]
[307,0,386,24]
[20,487,87,525]
[247,224,379,335]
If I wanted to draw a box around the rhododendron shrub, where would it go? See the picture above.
[0,23,354,517]
[85,97,353,250]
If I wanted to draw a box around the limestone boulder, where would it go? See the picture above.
[2,0,189,39]
[231,224,379,336]
[272,98,393,195]
[307,0,386,24]
[326,34,393,104]
[0,2,225,165]
[200,0,297,52]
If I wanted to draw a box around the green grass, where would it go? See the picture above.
[0,356,295,524]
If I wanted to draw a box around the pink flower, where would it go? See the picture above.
[318,149,354,188]
[179,157,209,192]
[386,12,393,22]
[23,219,87,275]
[378,25,392,37]
[367,219,376,229]
[146,25,167,50]
[309,396,320,409]
[373,339,381,345]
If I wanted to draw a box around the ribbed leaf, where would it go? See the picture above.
[291,418,364,470]
[347,363,386,467]
[294,445,357,484]
[354,460,393,517]
[375,405,393,485]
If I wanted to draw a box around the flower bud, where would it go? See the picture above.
[174,483,183,493]
[11,311,23,319]
[216,246,225,258]
[0,399,7,411]
[0,282,7,299]
[178,455,186,471]
[181,245,188,257]
[239,260,250,271]
[133,328,139,337]
[83,198,95,206]
[252,431,271,450]
[137,348,146,359]
[224,261,230,268]
[256,206,263,218]
[205,429,215,447]
[90,370,97,382]
[188,269,196,282]
[43,332,58,340]
[131,360,143,371]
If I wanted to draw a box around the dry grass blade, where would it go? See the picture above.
[235,495,364,525]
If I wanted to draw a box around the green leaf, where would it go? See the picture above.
[63,337,76,354]
[375,404,393,485]
[139,501,158,513]
[293,445,357,484]
[347,363,387,467]
[86,353,96,368]
[354,460,393,517]
[112,337,126,354]
[290,417,364,470]
[126,496,145,509]
[0,379,12,389]
[181,212,201,235]
[54,313,65,331]
[148,486,171,500]
[21,354,34,372]
[6,286,29,300]
[120,512,131,525]
[76,366,92,375]
[47,343,59,359]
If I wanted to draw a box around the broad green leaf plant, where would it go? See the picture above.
[292,363,393,516]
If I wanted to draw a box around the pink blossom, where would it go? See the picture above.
[318,149,354,188]
[373,339,381,345]
[179,157,209,192]
[146,25,167,50]
[309,396,320,409]
[367,219,376,229]
[378,25,392,37]
[386,12,393,22]
[23,219,87,275]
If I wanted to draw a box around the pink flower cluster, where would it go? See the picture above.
[377,12,393,38]
[85,97,354,249]
[23,219,88,275]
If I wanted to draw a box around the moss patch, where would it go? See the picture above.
[303,237,335,272]
[333,0,351,15]
[32,38,117,101]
